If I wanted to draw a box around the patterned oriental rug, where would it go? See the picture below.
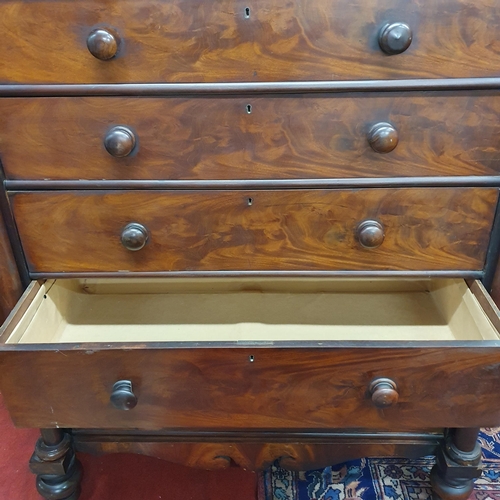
[259,430,500,500]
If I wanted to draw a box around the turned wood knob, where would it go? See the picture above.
[378,22,413,55]
[110,380,138,410]
[87,28,120,60]
[357,220,384,248]
[104,126,136,158]
[368,122,399,154]
[121,223,149,251]
[369,378,399,408]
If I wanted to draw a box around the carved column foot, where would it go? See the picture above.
[430,428,481,500]
[29,429,82,500]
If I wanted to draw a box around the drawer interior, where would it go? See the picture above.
[4,278,499,344]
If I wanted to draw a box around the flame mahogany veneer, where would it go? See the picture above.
[1,1,500,499]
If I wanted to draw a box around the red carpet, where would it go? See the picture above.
[0,394,257,500]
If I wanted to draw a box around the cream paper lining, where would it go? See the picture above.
[6,278,499,344]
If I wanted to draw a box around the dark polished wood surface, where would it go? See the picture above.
[490,261,500,305]
[2,79,500,98]
[1,0,500,495]
[481,196,500,293]
[30,429,82,499]
[7,177,500,191]
[74,431,441,471]
[0,213,23,324]
[1,0,500,83]
[2,346,500,430]
[8,188,497,273]
[3,95,500,180]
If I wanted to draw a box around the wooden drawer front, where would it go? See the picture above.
[10,188,497,273]
[1,278,499,431]
[1,0,499,83]
[3,95,500,180]
[2,346,500,430]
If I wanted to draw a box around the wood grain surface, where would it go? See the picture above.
[9,188,497,273]
[75,434,440,471]
[490,259,500,306]
[1,0,500,83]
[0,213,23,324]
[2,346,500,430]
[3,94,500,180]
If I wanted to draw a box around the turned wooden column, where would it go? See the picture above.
[430,428,481,500]
[29,429,82,500]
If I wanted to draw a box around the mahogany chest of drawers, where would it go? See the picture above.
[1,1,500,499]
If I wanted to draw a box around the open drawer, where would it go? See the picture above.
[1,278,500,431]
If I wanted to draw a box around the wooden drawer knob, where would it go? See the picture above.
[87,28,120,60]
[104,126,136,158]
[369,378,398,408]
[121,223,149,251]
[378,22,412,55]
[368,122,399,154]
[357,220,384,248]
[110,380,138,410]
